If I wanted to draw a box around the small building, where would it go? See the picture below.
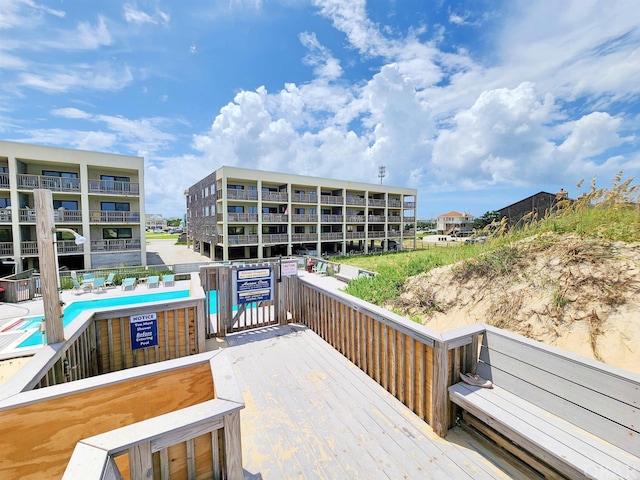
[498,190,568,226]
[436,211,474,235]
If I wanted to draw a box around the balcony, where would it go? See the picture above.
[367,231,386,238]
[346,231,366,239]
[90,238,141,252]
[54,209,83,223]
[404,216,416,222]
[367,215,385,223]
[262,233,288,243]
[19,241,81,256]
[291,214,317,223]
[227,234,259,245]
[291,233,317,242]
[0,209,11,223]
[388,199,402,208]
[89,210,141,223]
[404,201,416,208]
[320,214,343,222]
[321,232,343,240]
[227,189,259,201]
[0,242,13,256]
[88,180,140,196]
[320,195,343,205]
[262,191,287,202]
[17,174,81,193]
[387,216,402,223]
[262,213,288,223]
[345,196,366,206]
[0,173,9,189]
[291,193,317,204]
[346,215,365,223]
[227,213,259,223]
[368,198,385,207]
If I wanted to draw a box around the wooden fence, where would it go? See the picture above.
[283,274,479,435]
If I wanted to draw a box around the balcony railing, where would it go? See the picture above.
[262,233,289,243]
[262,214,288,222]
[262,192,288,202]
[89,210,141,223]
[404,202,416,208]
[291,214,318,223]
[404,216,416,222]
[228,213,259,223]
[17,174,81,193]
[228,189,259,201]
[320,214,343,222]
[0,209,11,222]
[368,198,385,207]
[368,231,386,238]
[0,242,13,256]
[90,238,141,252]
[291,193,317,204]
[346,215,365,223]
[388,230,402,238]
[321,232,343,240]
[227,234,259,245]
[346,232,366,239]
[88,180,140,195]
[291,233,318,242]
[20,241,37,255]
[0,173,9,189]
[388,199,402,208]
[346,196,366,206]
[320,195,343,205]
[55,209,83,223]
[368,215,385,223]
[387,216,402,223]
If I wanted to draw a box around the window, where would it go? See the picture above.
[228,226,244,235]
[53,200,78,210]
[248,206,258,214]
[228,206,244,213]
[100,202,129,211]
[294,226,305,233]
[101,175,130,182]
[0,228,11,241]
[0,198,10,208]
[42,170,78,178]
[103,228,132,239]
[0,167,9,173]
[227,184,244,190]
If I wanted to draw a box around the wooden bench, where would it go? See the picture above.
[448,327,640,480]
[335,264,361,283]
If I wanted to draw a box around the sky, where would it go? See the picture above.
[1,0,640,220]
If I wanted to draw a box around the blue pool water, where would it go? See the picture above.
[15,290,199,349]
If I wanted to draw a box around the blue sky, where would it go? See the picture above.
[1,0,639,219]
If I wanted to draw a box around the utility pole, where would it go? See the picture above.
[378,166,386,184]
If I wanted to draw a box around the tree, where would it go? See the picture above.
[473,211,501,230]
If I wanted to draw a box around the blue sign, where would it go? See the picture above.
[235,267,273,304]
[130,313,158,350]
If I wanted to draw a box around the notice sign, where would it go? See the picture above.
[130,313,158,350]
[236,267,273,304]
[281,261,297,276]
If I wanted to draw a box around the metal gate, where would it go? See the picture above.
[200,261,285,337]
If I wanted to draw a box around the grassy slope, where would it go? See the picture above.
[339,174,640,309]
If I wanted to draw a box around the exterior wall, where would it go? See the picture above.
[498,192,559,226]
[0,140,146,273]
[186,166,417,261]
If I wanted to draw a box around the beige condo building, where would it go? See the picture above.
[185,166,417,261]
[0,140,146,275]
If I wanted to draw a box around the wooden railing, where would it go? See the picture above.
[88,180,140,195]
[89,210,141,223]
[17,174,81,192]
[284,275,479,436]
[90,238,141,252]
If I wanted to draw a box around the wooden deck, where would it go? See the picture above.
[220,324,540,479]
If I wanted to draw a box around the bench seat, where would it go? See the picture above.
[449,381,640,480]
[336,264,360,283]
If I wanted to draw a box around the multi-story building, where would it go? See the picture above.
[0,141,146,275]
[436,211,474,235]
[185,166,417,261]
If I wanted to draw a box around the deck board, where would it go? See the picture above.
[223,324,538,479]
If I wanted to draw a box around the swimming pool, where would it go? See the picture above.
[13,290,194,349]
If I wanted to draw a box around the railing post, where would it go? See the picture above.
[431,340,450,437]
[129,442,153,479]
[223,410,243,479]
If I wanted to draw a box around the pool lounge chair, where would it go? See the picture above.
[121,277,136,291]
[147,275,160,288]
[93,277,106,291]
[104,272,115,288]
[82,272,95,283]
[162,274,175,287]
[71,278,92,294]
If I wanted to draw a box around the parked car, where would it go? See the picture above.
[153,228,163,233]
